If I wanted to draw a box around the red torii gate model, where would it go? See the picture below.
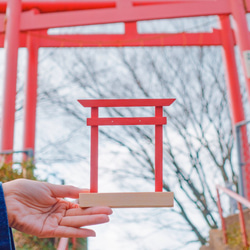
[78,98,175,207]
[0,0,250,198]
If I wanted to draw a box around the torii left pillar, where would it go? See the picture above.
[0,0,21,162]
[23,31,39,160]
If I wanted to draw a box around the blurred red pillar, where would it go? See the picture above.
[230,0,250,200]
[220,15,250,199]
[230,0,250,102]
[0,0,21,161]
[220,16,245,125]
[23,31,39,159]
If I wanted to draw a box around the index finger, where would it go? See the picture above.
[47,183,89,198]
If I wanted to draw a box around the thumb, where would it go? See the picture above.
[47,183,89,199]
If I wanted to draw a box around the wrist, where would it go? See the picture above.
[2,182,14,228]
[0,182,10,226]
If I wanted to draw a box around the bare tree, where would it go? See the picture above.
[36,44,237,248]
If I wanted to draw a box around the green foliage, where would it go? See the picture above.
[13,230,56,250]
[0,158,36,183]
[226,222,250,250]
[68,238,88,250]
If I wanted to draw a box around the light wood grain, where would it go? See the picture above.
[79,192,174,208]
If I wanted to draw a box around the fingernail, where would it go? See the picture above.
[104,215,110,223]
[89,231,96,237]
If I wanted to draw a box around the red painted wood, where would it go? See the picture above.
[0,0,21,161]
[38,30,224,47]
[219,15,250,199]
[230,0,250,101]
[0,1,116,13]
[133,0,205,5]
[78,99,175,107]
[245,0,250,12]
[155,106,163,192]
[0,32,27,48]
[0,29,227,48]
[0,14,4,32]
[220,15,245,125]
[217,185,250,208]
[19,1,230,31]
[90,107,99,193]
[229,0,250,200]
[23,31,39,159]
[87,117,167,126]
[238,202,248,247]
[125,22,137,36]
[216,188,228,244]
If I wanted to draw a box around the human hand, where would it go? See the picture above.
[2,179,112,238]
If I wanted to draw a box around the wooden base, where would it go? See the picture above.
[79,192,174,208]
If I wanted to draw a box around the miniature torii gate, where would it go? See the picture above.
[78,98,175,207]
[0,0,250,199]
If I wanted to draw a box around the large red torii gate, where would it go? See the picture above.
[0,0,250,198]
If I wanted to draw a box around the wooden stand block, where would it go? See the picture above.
[79,192,174,208]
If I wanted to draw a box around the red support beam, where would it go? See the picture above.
[238,202,248,247]
[0,0,21,159]
[133,0,209,5]
[216,188,227,244]
[16,0,230,31]
[155,106,163,192]
[242,0,250,13]
[35,29,226,47]
[228,0,250,199]
[0,1,116,13]
[90,107,99,193]
[219,15,245,126]
[87,117,167,126]
[219,15,250,199]
[125,22,137,36]
[78,98,175,107]
[0,29,227,48]
[23,31,39,159]
[229,0,250,102]
[0,32,27,47]
[0,33,3,46]
[0,14,5,32]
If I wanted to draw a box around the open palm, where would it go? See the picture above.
[3,179,112,238]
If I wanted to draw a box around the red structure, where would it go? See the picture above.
[78,98,175,193]
[216,185,250,247]
[0,0,250,198]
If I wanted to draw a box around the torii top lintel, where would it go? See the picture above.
[0,0,246,32]
[0,1,116,13]
[78,98,175,107]
[0,0,245,48]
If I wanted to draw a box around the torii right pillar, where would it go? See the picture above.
[229,0,250,199]
[230,0,250,100]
